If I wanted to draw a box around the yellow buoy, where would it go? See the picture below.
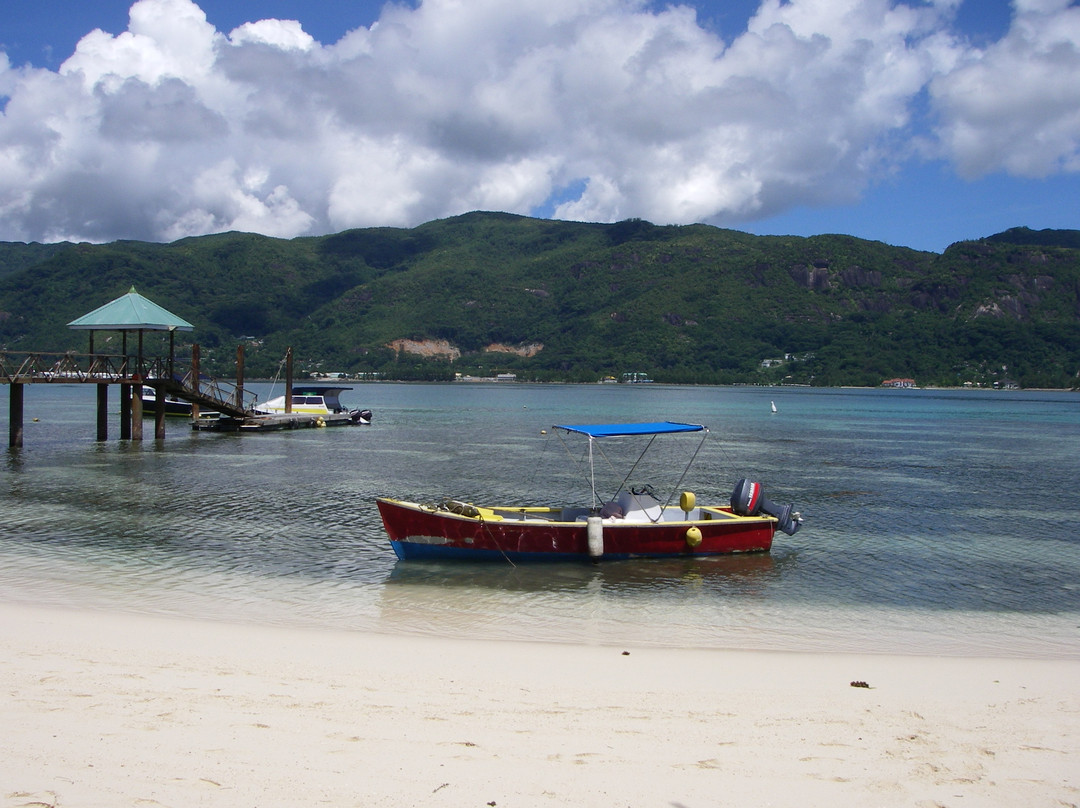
[685,526,702,547]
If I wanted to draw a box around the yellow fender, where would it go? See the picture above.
[680,491,696,516]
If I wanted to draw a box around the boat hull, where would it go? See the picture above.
[377,498,775,561]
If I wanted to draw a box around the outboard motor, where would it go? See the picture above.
[730,478,803,536]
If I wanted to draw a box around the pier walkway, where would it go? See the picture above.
[0,350,253,417]
[1,349,256,446]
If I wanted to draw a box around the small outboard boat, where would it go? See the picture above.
[378,421,803,562]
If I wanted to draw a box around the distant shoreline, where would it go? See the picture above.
[246,377,1078,391]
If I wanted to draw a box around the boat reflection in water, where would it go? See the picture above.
[375,552,791,645]
[384,551,780,593]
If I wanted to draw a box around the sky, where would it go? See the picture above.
[1,0,1077,253]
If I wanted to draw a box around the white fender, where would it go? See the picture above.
[587,516,604,558]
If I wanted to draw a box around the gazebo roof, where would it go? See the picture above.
[67,287,194,332]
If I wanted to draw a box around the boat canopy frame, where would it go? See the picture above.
[552,421,710,516]
[553,421,705,439]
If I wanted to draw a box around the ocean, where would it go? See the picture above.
[2,382,1078,659]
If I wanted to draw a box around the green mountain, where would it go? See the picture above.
[1,212,1078,388]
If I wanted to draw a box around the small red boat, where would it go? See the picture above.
[378,421,802,562]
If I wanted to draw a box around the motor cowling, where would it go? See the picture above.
[730,478,803,536]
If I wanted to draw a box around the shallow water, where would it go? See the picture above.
[2,382,1078,658]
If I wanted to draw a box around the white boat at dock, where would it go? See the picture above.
[254,385,372,424]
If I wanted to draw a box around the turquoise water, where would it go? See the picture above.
[2,382,1078,658]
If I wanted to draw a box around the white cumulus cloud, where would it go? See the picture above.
[0,0,1077,243]
[930,0,1080,177]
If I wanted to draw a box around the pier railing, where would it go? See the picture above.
[0,350,257,418]
[0,350,133,383]
[165,367,255,418]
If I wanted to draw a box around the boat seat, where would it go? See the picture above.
[616,490,663,522]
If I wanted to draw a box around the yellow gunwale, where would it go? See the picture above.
[378,498,776,526]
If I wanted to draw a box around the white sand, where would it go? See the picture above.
[2,602,1078,808]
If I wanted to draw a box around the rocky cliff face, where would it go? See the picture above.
[387,338,461,360]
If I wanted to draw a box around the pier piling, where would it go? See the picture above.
[96,384,108,442]
[120,384,132,440]
[8,382,23,448]
[131,384,143,441]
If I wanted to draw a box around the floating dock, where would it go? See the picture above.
[192,412,367,432]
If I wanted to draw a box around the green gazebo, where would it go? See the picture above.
[68,287,194,440]
[68,286,193,367]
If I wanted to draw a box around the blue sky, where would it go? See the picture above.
[1,0,1077,252]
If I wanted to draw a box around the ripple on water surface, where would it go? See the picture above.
[2,383,1078,658]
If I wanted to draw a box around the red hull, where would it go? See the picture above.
[377,498,775,561]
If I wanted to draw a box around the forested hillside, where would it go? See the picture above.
[1,214,1078,388]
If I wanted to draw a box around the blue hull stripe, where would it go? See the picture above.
[390,540,697,562]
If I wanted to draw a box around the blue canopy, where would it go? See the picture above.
[554,421,705,438]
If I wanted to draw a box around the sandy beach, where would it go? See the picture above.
[2,602,1077,808]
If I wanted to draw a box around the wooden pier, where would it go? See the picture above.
[0,347,255,447]
[193,411,366,432]
[1,288,339,447]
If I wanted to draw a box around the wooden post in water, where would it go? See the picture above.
[119,329,131,440]
[154,388,166,440]
[285,346,293,414]
[191,344,201,420]
[96,384,108,441]
[120,384,132,440]
[8,382,23,448]
[90,332,108,441]
[168,329,175,382]
[236,344,245,412]
[130,329,144,440]
[131,384,143,440]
